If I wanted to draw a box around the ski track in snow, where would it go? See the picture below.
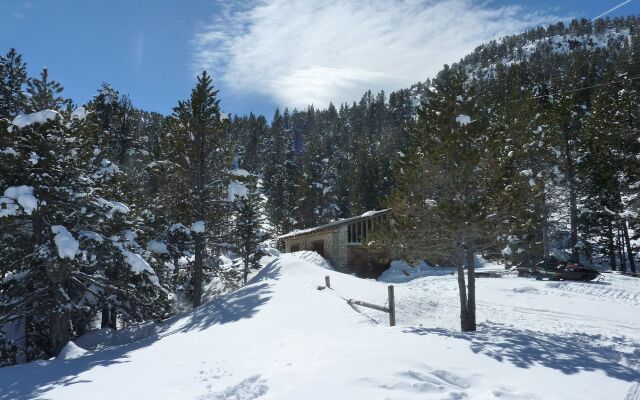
[544,281,640,306]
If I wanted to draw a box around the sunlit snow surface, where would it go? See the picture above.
[1,253,638,399]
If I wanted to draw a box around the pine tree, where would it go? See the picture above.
[165,71,232,308]
[0,49,28,120]
[376,65,496,332]
[0,103,167,361]
[233,182,265,284]
[26,68,72,112]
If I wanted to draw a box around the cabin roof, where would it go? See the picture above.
[278,209,391,240]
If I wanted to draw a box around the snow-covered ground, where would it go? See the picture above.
[1,253,639,399]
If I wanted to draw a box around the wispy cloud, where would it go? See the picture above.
[593,0,633,21]
[134,32,145,70]
[193,0,561,109]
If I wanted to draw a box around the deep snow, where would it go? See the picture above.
[1,253,638,399]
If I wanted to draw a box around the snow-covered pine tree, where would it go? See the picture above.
[262,108,297,234]
[165,71,232,308]
[374,64,498,332]
[0,49,28,120]
[233,177,265,284]
[26,68,72,113]
[0,91,168,361]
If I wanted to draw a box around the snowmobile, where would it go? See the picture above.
[516,257,601,282]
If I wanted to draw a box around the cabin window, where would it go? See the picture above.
[290,244,300,252]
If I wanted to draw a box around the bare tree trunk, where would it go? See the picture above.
[563,131,579,262]
[617,224,626,272]
[455,244,476,332]
[173,255,180,287]
[243,256,249,285]
[48,310,71,357]
[456,262,468,331]
[44,259,73,356]
[622,221,636,273]
[465,248,476,332]
[109,307,117,330]
[192,235,204,308]
[101,306,110,329]
[607,220,617,271]
[539,188,550,260]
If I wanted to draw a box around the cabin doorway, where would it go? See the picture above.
[348,247,370,276]
[311,240,325,257]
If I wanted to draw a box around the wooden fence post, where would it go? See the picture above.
[388,285,396,327]
[325,276,331,289]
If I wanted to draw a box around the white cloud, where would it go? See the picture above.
[193,0,560,109]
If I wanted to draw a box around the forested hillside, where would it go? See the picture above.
[1,16,639,363]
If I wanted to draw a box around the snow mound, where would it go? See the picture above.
[51,225,79,260]
[9,110,60,131]
[260,246,280,257]
[57,341,87,360]
[378,259,454,283]
[290,250,334,270]
[2,253,638,400]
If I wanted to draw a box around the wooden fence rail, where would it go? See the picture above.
[323,276,395,326]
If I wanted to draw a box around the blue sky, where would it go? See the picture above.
[1,1,638,118]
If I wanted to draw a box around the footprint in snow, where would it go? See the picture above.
[200,375,268,400]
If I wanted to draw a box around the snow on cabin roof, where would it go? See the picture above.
[278,209,390,240]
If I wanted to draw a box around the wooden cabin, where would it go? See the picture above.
[279,209,391,277]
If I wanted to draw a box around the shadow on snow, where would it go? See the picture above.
[0,260,281,400]
[404,322,640,382]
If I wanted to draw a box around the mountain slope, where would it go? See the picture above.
[1,253,638,399]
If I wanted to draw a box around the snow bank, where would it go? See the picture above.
[290,250,334,270]
[378,259,455,283]
[57,341,87,361]
[8,110,60,131]
[51,225,80,260]
[3,253,638,400]
[2,185,38,215]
